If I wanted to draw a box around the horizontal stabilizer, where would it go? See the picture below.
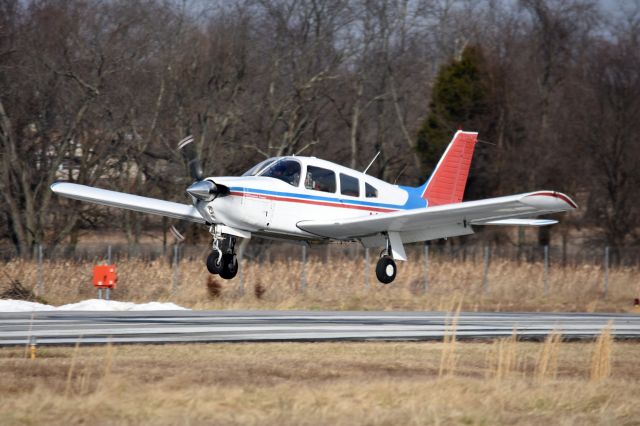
[475,218,558,226]
[50,182,205,223]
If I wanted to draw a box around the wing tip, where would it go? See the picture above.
[50,181,66,193]
[522,191,578,210]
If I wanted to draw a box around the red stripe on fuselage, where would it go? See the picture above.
[229,191,397,213]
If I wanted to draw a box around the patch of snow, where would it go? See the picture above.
[0,299,188,312]
[0,300,55,312]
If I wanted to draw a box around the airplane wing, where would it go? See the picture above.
[51,182,205,223]
[296,191,577,243]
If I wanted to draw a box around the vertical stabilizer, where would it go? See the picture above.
[421,130,478,206]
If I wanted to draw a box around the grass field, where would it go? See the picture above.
[0,334,638,425]
[2,255,639,312]
[3,253,639,424]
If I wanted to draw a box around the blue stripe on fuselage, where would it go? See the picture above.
[230,186,427,210]
[399,185,429,209]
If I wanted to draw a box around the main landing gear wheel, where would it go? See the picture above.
[376,255,397,284]
[219,253,238,280]
[206,251,223,275]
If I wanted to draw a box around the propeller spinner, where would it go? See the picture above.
[178,135,226,202]
[186,180,218,201]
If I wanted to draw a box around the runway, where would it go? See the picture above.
[1,310,640,346]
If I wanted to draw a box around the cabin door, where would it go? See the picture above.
[242,191,273,229]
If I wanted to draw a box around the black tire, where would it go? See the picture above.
[219,253,238,280]
[375,255,397,284]
[206,251,222,275]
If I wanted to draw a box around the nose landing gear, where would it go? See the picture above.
[207,245,238,279]
[218,253,238,279]
[207,226,239,280]
[206,251,223,275]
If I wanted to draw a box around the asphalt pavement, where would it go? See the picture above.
[1,310,639,346]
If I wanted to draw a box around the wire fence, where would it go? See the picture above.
[2,240,638,300]
[2,240,640,266]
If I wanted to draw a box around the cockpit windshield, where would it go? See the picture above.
[261,159,301,187]
[242,157,302,186]
[242,158,278,176]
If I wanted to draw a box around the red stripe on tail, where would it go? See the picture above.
[422,131,478,206]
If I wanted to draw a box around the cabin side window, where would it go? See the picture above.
[365,183,378,198]
[340,174,360,197]
[305,166,336,193]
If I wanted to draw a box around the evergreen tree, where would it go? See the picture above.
[416,46,490,179]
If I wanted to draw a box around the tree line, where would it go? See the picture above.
[1,0,639,256]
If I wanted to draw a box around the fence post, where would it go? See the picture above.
[604,246,610,298]
[37,244,44,297]
[107,245,112,264]
[236,238,249,297]
[238,260,244,296]
[364,248,370,289]
[301,245,307,292]
[423,244,429,293]
[482,245,490,293]
[172,244,179,294]
[544,245,549,295]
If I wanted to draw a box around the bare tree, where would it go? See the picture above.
[1,0,639,253]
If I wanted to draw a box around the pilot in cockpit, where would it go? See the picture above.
[271,160,300,186]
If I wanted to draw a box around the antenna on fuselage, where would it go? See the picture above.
[393,164,408,184]
[363,151,381,175]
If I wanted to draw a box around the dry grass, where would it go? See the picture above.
[488,329,521,380]
[438,298,462,377]
[590,322,613,382]
[2,255,639,312]
[535,330,562,381]
[0,336,638,425]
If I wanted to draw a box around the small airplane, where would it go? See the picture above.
[51,130,577,283]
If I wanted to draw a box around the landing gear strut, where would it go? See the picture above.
[207,226,238,280]
[375,235,397,284]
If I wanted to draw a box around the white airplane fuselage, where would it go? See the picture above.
[195,156,425,241]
